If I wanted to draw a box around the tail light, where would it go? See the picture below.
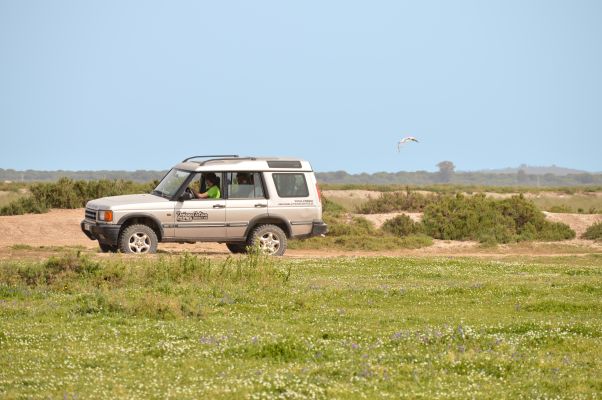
[316,183,322,203]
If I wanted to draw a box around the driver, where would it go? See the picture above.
[193,173,221,199]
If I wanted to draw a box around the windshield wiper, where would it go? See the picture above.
[151,189,167,198]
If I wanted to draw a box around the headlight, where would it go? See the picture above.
[98,210,113,222]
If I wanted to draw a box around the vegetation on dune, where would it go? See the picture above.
[422,194,575,244]
[355,189,436,213]
[1,252,601,398]
[582,221,602,241]
[0,178,156,216]
[292,196,433,251]
[381,214,423,237]
[347,185,602,215]
[328,191,576,245]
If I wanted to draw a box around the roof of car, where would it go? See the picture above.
[174,156,313,172]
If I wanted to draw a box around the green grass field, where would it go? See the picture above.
[1,251,601,399]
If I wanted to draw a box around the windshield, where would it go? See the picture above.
[152,169,192,199]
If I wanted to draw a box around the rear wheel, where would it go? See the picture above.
[247,224,287,256]
[118,224,158,254]
[226,243,248,254]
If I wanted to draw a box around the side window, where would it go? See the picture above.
[227,172,265,199]
[185,172,222,200]
[272,173,309,198]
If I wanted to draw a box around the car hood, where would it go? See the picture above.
[85,193,171,210]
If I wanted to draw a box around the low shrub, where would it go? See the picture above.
[381,214,423,237]
[355,189,435,214]
[497,195,575,240]
[0,178,156,216]
[422,194,575,244]
[582,222,602,241]
[0,196,49,215]
[422,194,514,243]
[534,221,576,241]
[325,214,375,237]
[297,197,432,250]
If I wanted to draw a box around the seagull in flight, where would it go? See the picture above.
[397,136,419,152]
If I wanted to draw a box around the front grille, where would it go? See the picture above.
[85,208,97,221]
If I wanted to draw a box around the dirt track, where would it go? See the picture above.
[0,208,601,258]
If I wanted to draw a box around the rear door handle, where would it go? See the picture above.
[213,204,226,208]
[254,204,267,208]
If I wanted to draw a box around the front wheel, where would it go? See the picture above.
[247,224,287,256]
[119,224,158,254]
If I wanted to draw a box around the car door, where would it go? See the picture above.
[174,172,226,240]
[266,171,316,237]
[225,172,268,240]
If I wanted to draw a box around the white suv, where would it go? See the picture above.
[81,155,327,255]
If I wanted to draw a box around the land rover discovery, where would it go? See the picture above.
[81,155,327,256]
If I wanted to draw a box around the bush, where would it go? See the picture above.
[536,221,576,241]
[355,189,435,214]
[582,222,602,241]
[497,195,575,240]
[325,214,375,237]
[0,178,156,216]
[0,196,49,215]
[422,194,515,243]
[382,214,423,237]
[422,194,575,244]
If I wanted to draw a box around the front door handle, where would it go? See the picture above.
[254,204,267,208]
[213,204,226,208]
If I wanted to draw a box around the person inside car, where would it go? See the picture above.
[193,172,221,199]
[231,172,254,198]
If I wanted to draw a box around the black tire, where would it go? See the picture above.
[98,242,118,253]
[118,224,158,254]
[247,224,287,256]
[226,243,248,254]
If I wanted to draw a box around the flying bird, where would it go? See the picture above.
[397,136,419,152]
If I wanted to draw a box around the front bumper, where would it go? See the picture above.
[80,220,121,245]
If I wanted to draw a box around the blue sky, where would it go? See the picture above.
[1,0,601,173]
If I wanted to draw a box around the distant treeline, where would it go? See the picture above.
[0,169,167,183]
[316,170,602,187]
[1,168,601,187]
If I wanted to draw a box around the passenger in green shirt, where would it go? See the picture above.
[193,173,221,199]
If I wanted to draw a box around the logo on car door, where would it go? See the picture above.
[176,211,209,222]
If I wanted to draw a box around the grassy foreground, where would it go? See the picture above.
[1,252,601,399]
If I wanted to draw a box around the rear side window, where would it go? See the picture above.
[227,172,265,199]
[272,173,309,198]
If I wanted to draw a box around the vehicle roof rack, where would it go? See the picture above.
[182,155,239,162]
